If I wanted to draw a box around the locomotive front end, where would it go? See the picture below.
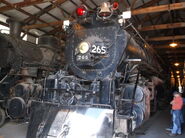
[66,21,128,81]
[27,2,162,138]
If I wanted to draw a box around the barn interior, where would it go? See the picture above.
[0,0,185,138]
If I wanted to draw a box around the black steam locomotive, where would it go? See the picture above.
[27,2,162,138]
[0,19,63,126]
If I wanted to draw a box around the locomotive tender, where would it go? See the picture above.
[27,2,162,138]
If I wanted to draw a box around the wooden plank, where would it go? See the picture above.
[132,2,185,15]
[23,20,63,29]
[139,22,185,31]
[0,0,50,12]
[147,35,185,41]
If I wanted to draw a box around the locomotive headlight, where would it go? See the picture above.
[78,42,90,54]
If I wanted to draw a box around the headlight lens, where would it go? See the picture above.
[78,42,90,54]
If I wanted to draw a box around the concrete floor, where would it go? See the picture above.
[136,110,185,138]
[0,110,184,138]
[0,121,28,138]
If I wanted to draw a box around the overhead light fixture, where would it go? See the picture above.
[169,42,178,47]
[176,71,180,74]
[174,63,180,66]
[177,75,180,78]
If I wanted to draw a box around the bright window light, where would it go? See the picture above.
[121,11,131,19]
[0,25,9,34]
[21,32,27,41]
[36,38,38,44]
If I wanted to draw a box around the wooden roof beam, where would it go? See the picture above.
[21,2,185,30]
[23,0,67,23]
[33,5,60,21]
[147,35,185,41]
[23,20,63,29]
[1,0,50,33]
[139,22,185,31]
[132,2,185,15]
[0,0,51,12]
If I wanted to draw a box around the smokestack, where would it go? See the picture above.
[6,18,22,38]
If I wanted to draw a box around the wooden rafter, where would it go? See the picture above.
[49,1,75,19]
[138,22,185,31]
[132,2,185,15]
[23,0,67,23]
[22,16,185,30]
[147,35,185,41]
[1,0,50,33]
[0,0,50,12]
[33,5,60,21]
[49,0,92,34]
[23,20,63,29]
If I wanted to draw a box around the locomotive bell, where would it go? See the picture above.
[99,2,112,17]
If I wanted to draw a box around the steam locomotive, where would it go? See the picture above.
[26,2,163,138]
[0,19,62,126]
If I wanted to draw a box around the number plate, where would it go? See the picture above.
[76,54,90,61]
[91,45,107,54]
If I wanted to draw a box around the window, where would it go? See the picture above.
[0,25,9,34]
[21,33,27,41]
